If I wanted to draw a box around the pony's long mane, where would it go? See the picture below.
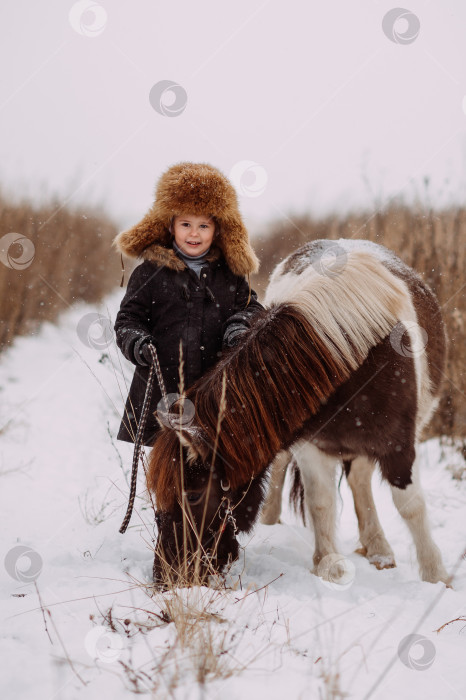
[147,426,183,509]
[148,250,409,509]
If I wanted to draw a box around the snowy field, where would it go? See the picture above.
[1,288,465,700]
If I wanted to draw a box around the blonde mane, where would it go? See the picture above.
[265,250,410,370]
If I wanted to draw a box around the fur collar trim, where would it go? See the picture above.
[143,243,222,272]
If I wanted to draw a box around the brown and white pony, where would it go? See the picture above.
[147,239,449,586]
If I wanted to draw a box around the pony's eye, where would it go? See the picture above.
[185,491,204,506]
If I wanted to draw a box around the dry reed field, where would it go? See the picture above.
[0,191,121,352]
[252,202,466,439]
[1,192,464,438]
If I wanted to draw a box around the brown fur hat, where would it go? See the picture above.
[113,162,259,276]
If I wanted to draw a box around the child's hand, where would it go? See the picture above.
[223,325,247,348]
[134,336,157,366]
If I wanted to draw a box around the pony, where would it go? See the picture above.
[147,239,449,586]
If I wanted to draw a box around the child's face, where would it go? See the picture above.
[172,213,215,257]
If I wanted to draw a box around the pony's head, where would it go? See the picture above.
[147,422,265,587]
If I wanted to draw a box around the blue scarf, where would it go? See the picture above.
[173,240,211,278]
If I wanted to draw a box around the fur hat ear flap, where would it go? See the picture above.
[113,214,170,258]
[215,215,260,276]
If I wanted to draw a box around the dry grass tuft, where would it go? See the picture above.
[92,574,262,696]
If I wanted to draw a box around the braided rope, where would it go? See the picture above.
[119,344,166,534]
[149,343,168,406]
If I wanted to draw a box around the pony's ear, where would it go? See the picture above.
[176,427,209,465]
[155,412,169,431]
[154,399,209,464]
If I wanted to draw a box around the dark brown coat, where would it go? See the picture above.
[114,253,263,445]
[113,162,263,445]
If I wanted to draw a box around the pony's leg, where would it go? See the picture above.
[260,450,290,525]
[387,450,449,584]
[346,456,396,570]
[292,442,341,575]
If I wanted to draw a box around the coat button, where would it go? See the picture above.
[202,273,207,278]
[200,346,205,350]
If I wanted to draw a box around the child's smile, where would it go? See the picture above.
[172,213,216,257]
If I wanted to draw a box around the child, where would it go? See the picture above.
[113,162,264,447]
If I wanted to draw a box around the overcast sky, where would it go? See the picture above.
[1,1,466,234]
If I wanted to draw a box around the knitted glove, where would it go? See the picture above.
[133,336,157,366]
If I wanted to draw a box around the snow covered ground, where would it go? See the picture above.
[1,289,465,700]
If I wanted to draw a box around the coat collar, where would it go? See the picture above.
[141,242,222,272]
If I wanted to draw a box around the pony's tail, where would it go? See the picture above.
[289,458,306,525]
[289,458,353,526]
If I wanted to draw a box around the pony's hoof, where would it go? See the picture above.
[368,554,396,570]
[421,566,451,586]
[314,553,356,586]
[355,543,396,570]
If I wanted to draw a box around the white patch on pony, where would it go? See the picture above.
[395,294,436,437]
[266,248,410,371]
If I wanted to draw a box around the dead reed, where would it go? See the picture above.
[0,190,121,351]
